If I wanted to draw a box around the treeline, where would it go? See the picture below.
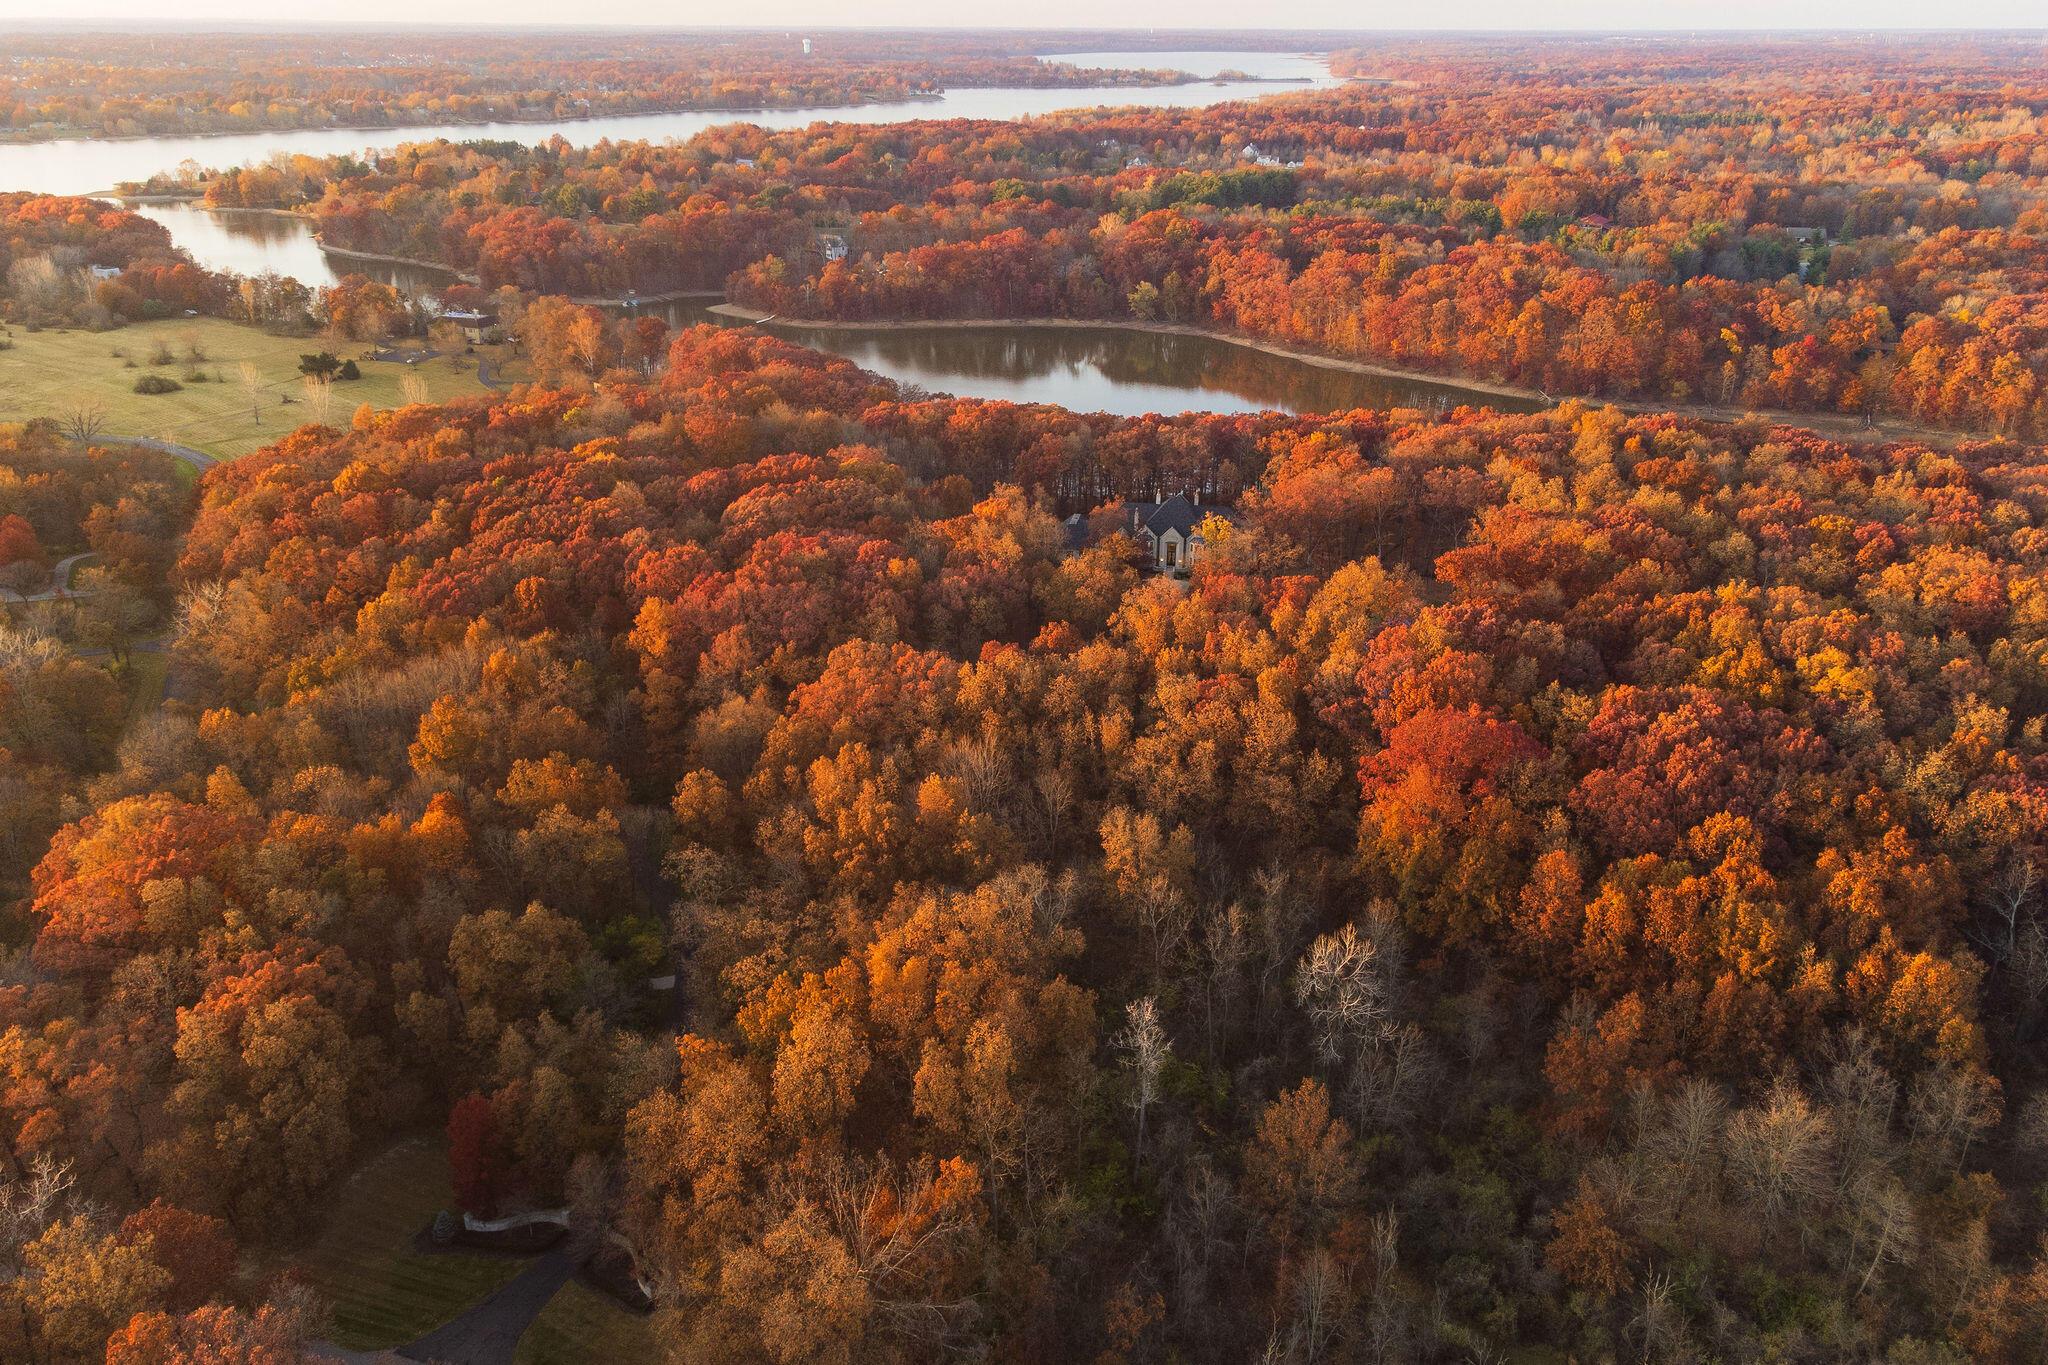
[220,34,2048,436]
[3,324,2047,1360]
[0,422,186,915]
[0,195,222,327]
[0,193,462,343]
[0,29,1194,145]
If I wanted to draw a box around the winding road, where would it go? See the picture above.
[2,438,218,603]
[0,550,98,603]
[89,433,219,469]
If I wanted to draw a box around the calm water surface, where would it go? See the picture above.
[671,307,1544,419]
[0,51,1334,196]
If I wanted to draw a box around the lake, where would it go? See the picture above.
[0,50,1334,197]
[14,49,1538,419]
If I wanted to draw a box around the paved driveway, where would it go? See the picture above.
[394,1247,580,1365]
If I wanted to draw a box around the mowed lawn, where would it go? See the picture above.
[514,1278,660,1365]
[293,1136,528,1351]
[0,316,495,460]
[118,649,168,728]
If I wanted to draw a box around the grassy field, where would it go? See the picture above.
[514,1278,660,1365]
[293,1136,528,1351]
[0,316,500,460]
[117,649,168,728]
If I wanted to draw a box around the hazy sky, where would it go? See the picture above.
[4,2,2048,29]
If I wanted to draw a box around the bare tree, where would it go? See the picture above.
[7,255,81,313]
[74,566,152,664]
[399,369,430,406]
[1906,1063,2002,1176]
[1818,1030,1899,1197]
[1349,1021,1442,1132]
[1627,1269,1691,1361]
[238,360,263,424]
[1165,1156,1235,1310]
[1294,921,1392,1068]
[1,1154,77,1275]
[1285,1245,1347,1364]
[821,1156,981,1349]
[1029,767,1074,861]
[1117,996,1171,1175]
[1726,1079,1834,1239]
[301,373,334,424]
[63,400,109,443]
[1253,865,1310,1045]
[1846,1173,1918,1298]
[1199,901,1251,1060]
[1971,855,2037,966]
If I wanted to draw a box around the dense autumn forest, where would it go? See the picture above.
[6,308,2048,1360]
[161,33,2048,439]
[0,29,1281,143]
[5,26,2048,1365]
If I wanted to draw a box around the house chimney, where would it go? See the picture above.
[1193,489,1200,506]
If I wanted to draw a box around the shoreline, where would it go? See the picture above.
[0,96,952,151]
[7,75,1224,153]
[706,304,1578,407]
[135,208,719,307]
[705,304,1967,445]
[316,241,722,307]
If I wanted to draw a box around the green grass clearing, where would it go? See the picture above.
[117,649,168,728]
[513,1276,660,1365]
[0,317,496,461]
[293,1135,528,1351]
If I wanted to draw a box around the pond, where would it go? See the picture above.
[670,306,1545,419]
[0,50,1335,196]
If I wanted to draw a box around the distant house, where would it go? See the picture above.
[442,309,502,345]
[819,233,849,263]
[1122,492,1235,574]
[88,265,121,282]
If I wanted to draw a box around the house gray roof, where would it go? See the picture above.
[1125,493,1233,541]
